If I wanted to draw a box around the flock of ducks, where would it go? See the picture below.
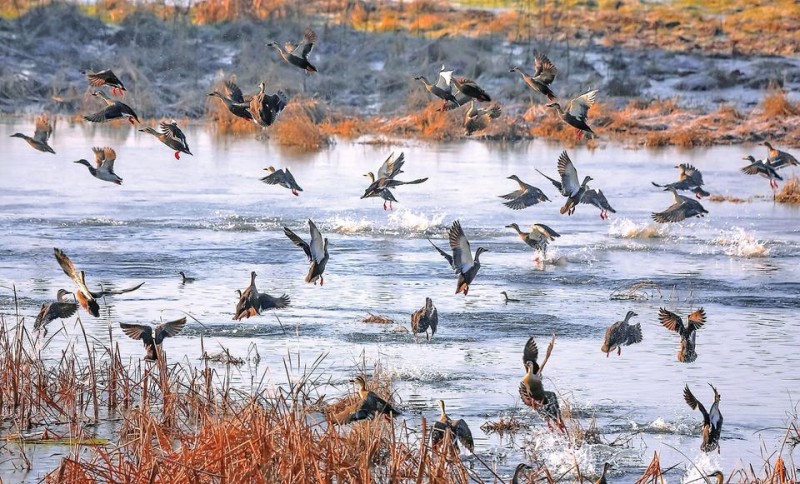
[10,30,798,483]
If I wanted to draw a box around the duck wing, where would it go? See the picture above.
[557,151,581,197]
[284,227,312,261]
[435,69,453,92]
[33,115,53,144]
[224,80,246,103]
[91,281,145,298]
[378,152,405,179]
[531,224,560,240]
[258,293,290,311]
[284,168,302,191]
[291,28,316,58]
[53,248,96,303]
[99,147,117,173]
[153,317,187,344]
[427,238,455,270]
[448,220,474,274]
[687,308,706,331]
[34,301,78,329]
[536,168,565,194]
[160,122,189,148]
[451,419,474,452]
[683,385,710,424]
[84,103,123,122]
[119,323,155,346]
[532,52,557,85]
[659,308,686,334]
[566,90,597,124]
[261,168,287,185]
[522,336,539,371]
[308,220,326,264]
[651,201,689,223]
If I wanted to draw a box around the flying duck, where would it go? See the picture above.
[651,188,708,223]
[120,317,187,361]
[506,223,560,259]
[361,152,428,210]
[261,166,303,196]
[74,146,123,185]
[431,399,474,453]
[500,175,551,210]
[537,150,593,216]
[82,69,126,96]
[34,289,78,334]
[415,67,460,110]
[580,188,616,220]
[659,307,706,363]
[452,76,491,102]
[764,141,799,170]
[410,297,438,342]
[11,114,55,154]
[83,91,139,124]
[248,82,288,128]
[139,121,192,159]
[652,163,710,199]
[684,384,723,453]
[447,220,487,296]
[519,334,564,431]
[463,100,502,136]
[233,271,290,320]
[547,90,597,140]
[601,310,642,357]
[284,220,329,285]
[267,28,318,73]
[208,80,253,120]
[742,155,783,190]
[510,51,558,101]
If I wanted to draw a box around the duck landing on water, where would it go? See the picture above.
[410,297,438,342]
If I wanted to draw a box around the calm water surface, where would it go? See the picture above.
[1,120,799,482]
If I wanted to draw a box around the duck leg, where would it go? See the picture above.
[320,275,324,287]
[618,347,621,356]
[174,151,181,160]
[576,129,584,141]
[389,201,394,210]
[292,189,299,196]
[128,118,135,125]
[383,201,388,210]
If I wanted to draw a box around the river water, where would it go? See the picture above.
[1,120,799,482]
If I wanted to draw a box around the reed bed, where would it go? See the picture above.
[776,176,800,205]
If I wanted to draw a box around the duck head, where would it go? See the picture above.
[475,247,488,259]
[742,155,756,163]
[545,102,562,111]
[264,166,276,173]
[10,133,26,139]
[581,175,594,186]
[509,66,521,73]
[625,310,638,321]
[349,375,367,391]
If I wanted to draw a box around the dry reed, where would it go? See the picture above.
[776,176,800,204]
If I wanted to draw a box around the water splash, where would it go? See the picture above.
[713,227,770,258]
[386,208,446,233]
[609,218,669,239]
[680,453,722,483]
[327,216,373,234]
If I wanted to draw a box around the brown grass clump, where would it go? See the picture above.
[708,194,748,203]
[480,415,529,435]
[361,312,395,324]
[272,99,331,151]
[776,176,800,204]
[763,85,799,118]
[635,451,665,483]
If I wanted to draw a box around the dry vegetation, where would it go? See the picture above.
[776,176,800,205]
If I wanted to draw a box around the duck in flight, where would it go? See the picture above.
[120,317,187,361]
[600,310,642,357]
[208,80,253,120]
[500,175,550,210]
[361,152,428,210]
[284,220,329,286]
[34,289,78,335]
[546,90,597,140]
[233,271,290,321]
[74,147,123,185]
[267,28,318,73]
[83,91,139,124]
[659,307,706,362]
[11,114,55,154]
[410,297,438,343]
[510,51,558,101]
[651,187,708,223]
[684,384,723,453]
[537,150,594,216]
[82,69,126,96]
[261,166,303,196]
[430,220,487,296]
[139,121,192,160]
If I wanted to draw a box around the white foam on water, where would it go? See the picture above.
[712,227,770,258]
[680,453,721,483]
[327,216,373,234]
[386,208,446,233]
[609,218,670,239]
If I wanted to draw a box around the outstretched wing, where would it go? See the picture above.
[532,224,560,239]
[683,385,710,422]
[427,238,455,270]
[34,115,53,144]
[261,168,286,185]
[160,122,188,145]
[378,152,405,180]
[92,281,145,298]
[532,52,557,85]
[659,308,686,334]
[308,220,325,264]
[154,317,187,344]
[100,147,117,172]
[119,322,154,344]
[284,226,312,261]
[567,90,597,123]
[687,308,706,331]
[522,336,539,372]
[435,68,453,91]
[224,80,246,103]
[557,151,580,197]
[258,293,290,311]
[448,220,474,274]
[651,202,688,223]
[292,28,316,58]
[452,419,474,452]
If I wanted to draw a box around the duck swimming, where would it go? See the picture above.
[11,114,55,154]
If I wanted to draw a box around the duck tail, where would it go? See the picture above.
[630,323,643,344]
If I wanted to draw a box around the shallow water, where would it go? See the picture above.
[1,120,799,482]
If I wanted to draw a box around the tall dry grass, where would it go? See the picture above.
[776,176,800,204]
[762,86,799,118]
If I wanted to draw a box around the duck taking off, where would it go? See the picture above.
[361,152,428,210]
[261,166,303,196]
[763,141,799,170]
[651,187,708,223]
[537,150,593,216]
[601,310,642,357]
[500,175,550,210]
[547,90,597,140]
[452,76,492,103]
[659,307,706,363]
[74,147,123,185]
[448,220,488,296]
[233,271,290,321]
[34,289,78,335]
[248,82,288,128]
[139,121,192,159]
[83,91,139,124]
[684,384,723,453]
[208,80,253,120]
[652,163,710,199]
[414,67,460,110]
[82,69,126,96]
[506,223,560,260]
[742,155,783,191]
[267,28,318,73]
[463,100,501,136]
[410,297,438,343]
[431,399,474,453]
[580,188,616,220]
[11,114,55,154]
[120,317,187,361]
[341,376,402,424]
[510,51,558,101]
[284,220,329,285]
[519,334,564,432]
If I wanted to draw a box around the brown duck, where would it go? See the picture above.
[519,334,564,431]
[547,90,597,140]
[659,307,706,363]
[510,51,558,101]
[601,310,642,357]
[410,297,438,342]
[233,271,290,321]
[11,115,55,154]
[120,317,187,361]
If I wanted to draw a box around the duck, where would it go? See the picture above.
[343,375,401,423]
[361,152,428,210]
[178,271,195,284]
[361,182,398,211]
[284,220,329,285]
[596,462,612,484]
[764,141,799,170]
[248,82,288,128]
[702,471,724,484]
[659,307,706,363]
[139,121,192,159]
[684,384,723,453]
[82,69,126,96]
[742,155,783,191]
[74,146,123,185]
[500,175,551,210]
[410,297,438,343]
[546,90,597,140]
[452,76,491,102]
[447,220,488,296]
[267,28,318,73]
[501,291,520,303]
[580,188,616,220]
[208,80,253,120]
[414,67,461,110]
[428,238,457,271]
[506,223,560,259]
[651,187,708,223]
[34,289,78,334]
[652,164,710,199]
[519,334,564,431]
[53,248,145,318]
[463,100,502,136]
[83,91,139,124]
[512,463,534,484]
[510,51,558,101]
[261,166,303,196]
[537,150,593,216]
[119,317,187,361]
[11,114,55,154]
[431,399,474,453]
[233,271,290,320]
[601,310,642,357]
